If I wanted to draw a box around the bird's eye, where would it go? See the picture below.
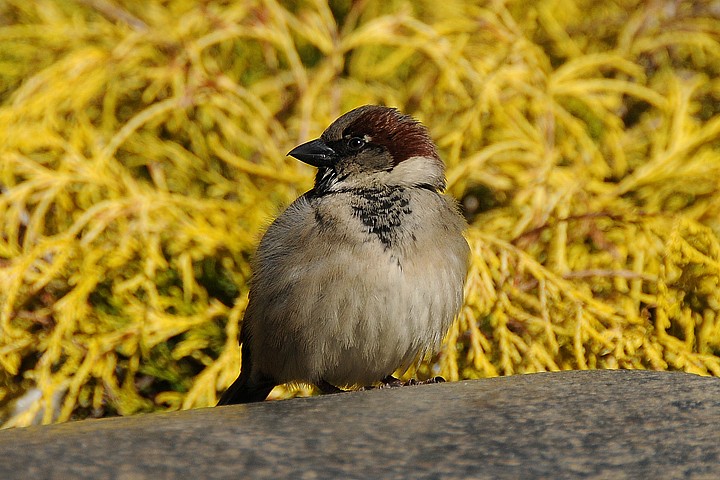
[346,137,365,151]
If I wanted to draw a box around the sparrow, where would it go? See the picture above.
[218,105,469,405]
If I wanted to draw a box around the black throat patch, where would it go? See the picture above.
[349,187,411,249]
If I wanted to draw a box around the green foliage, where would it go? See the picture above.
[1,0,719,426]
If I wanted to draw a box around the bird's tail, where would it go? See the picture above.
[217,373,276,405]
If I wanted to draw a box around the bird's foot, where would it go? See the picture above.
[318,380,345,395]
[420,376,446,384]
[399,376,446,386]
[380,375,405,388]
[362,375,446,390]
[389,375,446,386]
[359,376,400,391]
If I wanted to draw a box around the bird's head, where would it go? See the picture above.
[288,105,446,194]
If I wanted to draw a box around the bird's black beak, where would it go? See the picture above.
[287,138,336,168]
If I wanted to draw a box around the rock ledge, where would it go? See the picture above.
[0,370,718,479]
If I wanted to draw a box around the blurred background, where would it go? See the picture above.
[1,0,719,427]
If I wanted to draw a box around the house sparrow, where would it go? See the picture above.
[218,105,469,405]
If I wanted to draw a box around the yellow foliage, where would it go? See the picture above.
[1,0,719,426]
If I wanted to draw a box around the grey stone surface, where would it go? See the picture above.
[0,370,718,479]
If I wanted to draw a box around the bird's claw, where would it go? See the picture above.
[361,375,446,390]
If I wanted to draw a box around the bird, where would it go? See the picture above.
[218,105,469,405]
